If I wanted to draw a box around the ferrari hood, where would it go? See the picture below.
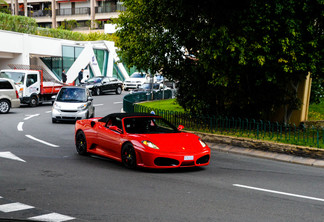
[136,132,206,153]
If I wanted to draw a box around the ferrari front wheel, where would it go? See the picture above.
[76,131,88,155]
[121,144,137,169]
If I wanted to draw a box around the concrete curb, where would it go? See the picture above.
[193,132,324,168]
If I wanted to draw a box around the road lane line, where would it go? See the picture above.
[233,184,324,202]
[94,104,103,107]
[0,152,26,162]
[17,122,24,131]
[29,212,75,222]
[25,135,59,148]
[24,114,40,120]
[114,101,123,104]
[45,111,52,113]
[0,203,34,213]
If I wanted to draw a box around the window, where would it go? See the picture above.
[26,74,38,87]
[0,80,13,89]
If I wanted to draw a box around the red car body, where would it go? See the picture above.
[74,113,210,169]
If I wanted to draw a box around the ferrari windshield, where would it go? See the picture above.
[123,117,178,134]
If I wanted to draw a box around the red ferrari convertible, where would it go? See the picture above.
[74,113,210,169]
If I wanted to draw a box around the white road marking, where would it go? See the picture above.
[24,114,40,120]
[28,212,75,222]
[233,184,324,202]
[0,203,34,213]
[114,101,123,104]
[17,122,24,131]
[93,104,103,107]
[45,111,52,113]
[25,135,59,148]
[0,152,25,162]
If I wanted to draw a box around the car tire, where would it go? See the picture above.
[29,96,38,107]
[75,131,88,155]
[121,143,137,169]
[0,99,10,114]
[96,87,101,96]
[116,86,122,95]
[52,118,57,123]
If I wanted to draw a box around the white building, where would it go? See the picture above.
[0,29,129,83]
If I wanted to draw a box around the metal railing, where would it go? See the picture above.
[123,90,174,113]
[24,4,126,18]
[133,104,324,148]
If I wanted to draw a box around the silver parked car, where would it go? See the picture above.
[0,78,20,114]
[52,86,95,123]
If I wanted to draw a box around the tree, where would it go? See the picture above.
[0,0,10,14]
[116,0,323,122]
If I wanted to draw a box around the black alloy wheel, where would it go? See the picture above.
[121,144,137,169]
[75,131,88,155]
[29,95,38,107]
[0,99,10,114]
[116,86,122,95]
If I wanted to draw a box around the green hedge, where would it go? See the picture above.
[0,13,115,41]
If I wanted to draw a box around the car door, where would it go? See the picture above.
[109,78,120,91]
[96,117,123,158]
[101,77,110,92]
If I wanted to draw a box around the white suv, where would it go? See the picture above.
[0,78,20,114]
[123,72,149,91]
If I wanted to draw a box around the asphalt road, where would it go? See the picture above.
[1,92,324,222]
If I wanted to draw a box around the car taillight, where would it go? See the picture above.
[15,90,19,98]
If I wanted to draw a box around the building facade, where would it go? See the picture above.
[0,29,129,84]
[3,0,125,29]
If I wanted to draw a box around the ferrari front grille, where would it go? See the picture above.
[196,155,210,164]
[154,157,179,166]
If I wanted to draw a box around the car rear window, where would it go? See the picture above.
[0,80,13,89]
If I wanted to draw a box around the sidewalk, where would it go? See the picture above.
[193,132,324,168]
[208,143,324,168]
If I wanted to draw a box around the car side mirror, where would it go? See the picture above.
[177,125,184,131]
[51,95,56,99]
[91,121,96,128]
[88,97,93,101]
[109,126,122,133]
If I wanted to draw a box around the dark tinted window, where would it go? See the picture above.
[0,80,13,89]
[57,88,87,102]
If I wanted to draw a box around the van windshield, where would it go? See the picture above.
[57,88,87,102]
[0,71,25,84]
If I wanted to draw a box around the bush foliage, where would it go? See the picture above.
[0,12,115,41]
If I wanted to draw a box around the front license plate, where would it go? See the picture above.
[184,156,194,160]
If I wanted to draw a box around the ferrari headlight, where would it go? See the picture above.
[142,140,159,149]
[78,104,88,111]
[199,138,207,148]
